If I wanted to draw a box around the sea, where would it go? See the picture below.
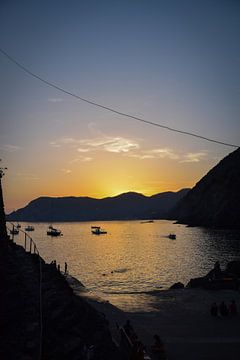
[9,220,240,312]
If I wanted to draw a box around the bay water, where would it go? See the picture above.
[10,220,240,311]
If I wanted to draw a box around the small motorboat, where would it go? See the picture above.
[168,233,176,239]
[25,225,35,231]
[47,225,62,236]
[16,223,21,228]
[91,226,107,235]
[10,228,19,235]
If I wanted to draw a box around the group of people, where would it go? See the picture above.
[123,320,167,360]
[210,300,238,317]
[50,260,68,274]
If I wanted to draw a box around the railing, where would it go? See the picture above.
[6,221,43,360]
[7,221,39,255]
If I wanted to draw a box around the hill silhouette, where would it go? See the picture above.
[7,189,189,222]
[170,148,240,229]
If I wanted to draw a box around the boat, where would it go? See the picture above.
[16,223,21,228]
[140,220,154,223]
[47,225,62,236]
[168,233,176,239]
[25,225,35,231]
[10,228,19,235]
[91,226,107,235]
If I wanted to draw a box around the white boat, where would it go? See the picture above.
[91,226,107,235]
[16,223,21,228]
[25,225,35,231]
[47,225,62,236]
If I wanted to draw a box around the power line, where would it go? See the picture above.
[0,47,239,148]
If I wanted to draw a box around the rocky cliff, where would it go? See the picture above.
[170,147,240,229]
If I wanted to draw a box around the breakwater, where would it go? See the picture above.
[1,239,121,360]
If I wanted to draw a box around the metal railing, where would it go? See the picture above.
[7,222,39,255]
[7,221,43,360]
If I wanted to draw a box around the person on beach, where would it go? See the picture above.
[229,300,238,316]
[151,334,167,359]
[210,302,218,317]
[124,319,134,337]
[64,262,68,274]
[219,301,228,316]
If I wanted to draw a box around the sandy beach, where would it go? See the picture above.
[71,280,240,360]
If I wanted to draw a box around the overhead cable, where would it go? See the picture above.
[0,47,238,148]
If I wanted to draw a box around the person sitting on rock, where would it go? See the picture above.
[151,334,167,359]
[219,301,228,316]
[210,302,218,317]
[229,300,238,316]
[213,261,222,279]
[124,319,134,337]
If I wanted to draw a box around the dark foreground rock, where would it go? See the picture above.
[1,241,121,360]
[187,261,240,291]
[169,282,184,290]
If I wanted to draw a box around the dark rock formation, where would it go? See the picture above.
[226,261,240,278]
[170,148,240,229]
[187,261,240,290]
[169,282,184,289]
[2,241,121,360]
[7,189,189,222]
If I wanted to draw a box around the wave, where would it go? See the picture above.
[103,288,163,295]
[111,268,129,273]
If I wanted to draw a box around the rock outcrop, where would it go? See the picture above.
[187,261,240,290]
[2,241,121,360]
[170,148,240,229]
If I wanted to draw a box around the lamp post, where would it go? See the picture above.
[0,160,8,246]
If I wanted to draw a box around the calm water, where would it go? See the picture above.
[9,220,240,312]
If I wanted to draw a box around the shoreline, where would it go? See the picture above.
[69,274,240,359]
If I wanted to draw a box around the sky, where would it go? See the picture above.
[0,0,240,213]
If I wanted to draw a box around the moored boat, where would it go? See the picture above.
[91,226,107,235]
[25,225,35,231]
[10,228,19,235]
[47,225,62,236]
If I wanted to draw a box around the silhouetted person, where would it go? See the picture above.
[151,334,166,359]
[213,261,222,279]
[210,302,218,317]
[124,319,134,337]
[229,300,238,316]
[57,264,60,272]
[219,301,228,316]
[64,262,68,274]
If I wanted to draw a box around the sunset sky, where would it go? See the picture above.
[0,0,239,213]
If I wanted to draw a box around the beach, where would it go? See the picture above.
[73,283,240,360]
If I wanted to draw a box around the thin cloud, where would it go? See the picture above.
[48,98,63,103]
[77,148,90,153]
[180,152,207,163]
[70,156,92,163]
[0,144,21,152]
[127,147,179,160]
[15,173,39,180]
[146,148,179,160]
[60,168,72,174]
[51,136,139,154]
